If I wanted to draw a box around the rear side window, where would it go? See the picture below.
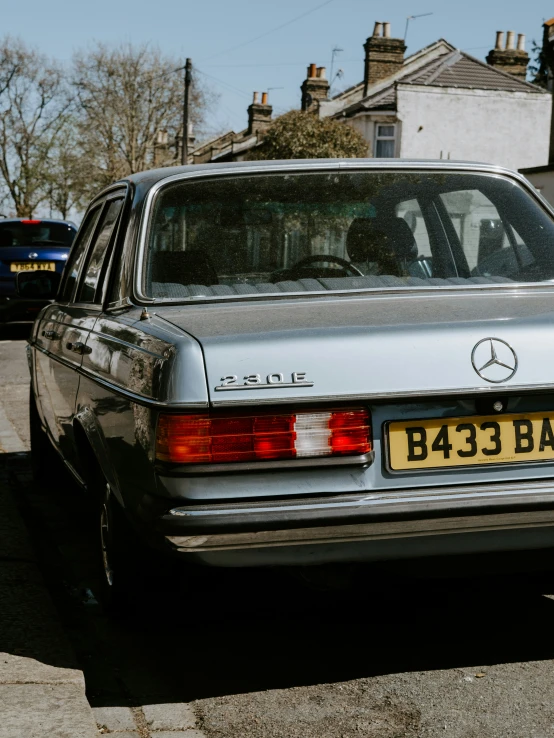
[77,198,123,303]
[59,207,102,302]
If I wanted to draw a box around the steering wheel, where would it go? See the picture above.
[288,254,364,277]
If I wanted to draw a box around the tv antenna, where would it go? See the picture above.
[330,45,343,83]
[404,12,433,43]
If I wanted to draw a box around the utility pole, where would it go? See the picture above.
[181,58,192,165]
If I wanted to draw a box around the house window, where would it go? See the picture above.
[375,124,396,158]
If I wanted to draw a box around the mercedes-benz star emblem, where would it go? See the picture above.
[471,338,518,384]
[28,252,38,259]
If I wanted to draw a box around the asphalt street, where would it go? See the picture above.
[4,326,554,737]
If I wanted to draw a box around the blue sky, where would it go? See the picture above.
[3,0,553,140]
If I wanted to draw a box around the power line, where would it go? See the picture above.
[200,0,336,62]
[203,59,363,69]
[195,67,251,100]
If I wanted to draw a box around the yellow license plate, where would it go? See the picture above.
[388,411,554,471]
[9,262,55,272]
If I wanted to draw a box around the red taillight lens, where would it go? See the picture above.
[20,219,41,224]
[156,408,371,465]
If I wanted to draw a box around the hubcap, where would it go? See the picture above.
[100,498,114,587]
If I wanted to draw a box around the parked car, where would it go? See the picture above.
[0,218,77,323]
[23,159,554,609]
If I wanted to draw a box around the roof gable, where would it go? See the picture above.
[336,46,546,117]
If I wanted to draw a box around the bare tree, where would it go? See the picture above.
[0,38,72,217]
[72,43,213,196]
[45,122,88,219]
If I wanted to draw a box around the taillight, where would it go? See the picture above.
[156,408,371,464]
[20,219,41,224]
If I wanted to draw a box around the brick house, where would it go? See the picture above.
[192,22,551,171]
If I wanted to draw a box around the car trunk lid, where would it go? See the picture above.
[158,288,554,405]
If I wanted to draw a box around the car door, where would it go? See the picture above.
[34,204,103,452]
[35,193,125,468]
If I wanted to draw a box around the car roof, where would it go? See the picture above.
[118,157,503,187]
[0,218,77,227]
[106,157,522,193]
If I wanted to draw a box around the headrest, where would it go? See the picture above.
[346,217,418,263]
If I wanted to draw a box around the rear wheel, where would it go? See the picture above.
[95,473,168,616]
[98,481,141,614]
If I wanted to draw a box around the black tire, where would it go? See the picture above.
[96,474,158,616]
[29,391,57,486]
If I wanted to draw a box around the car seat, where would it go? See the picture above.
[346,217,418,276]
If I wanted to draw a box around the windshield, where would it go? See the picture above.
[143,170,554,300]
[0,221,76,247]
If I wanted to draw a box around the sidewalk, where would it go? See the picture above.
[0,454,99,738]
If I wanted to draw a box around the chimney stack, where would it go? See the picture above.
[363,21,407,95]
[301,62,330,113]
[247,91,273,135]
[486,30,529,79]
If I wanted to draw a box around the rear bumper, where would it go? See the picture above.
[158,479,554,565]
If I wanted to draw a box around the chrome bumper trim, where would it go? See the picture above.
[166,509,554,553]
[165,479,554,553]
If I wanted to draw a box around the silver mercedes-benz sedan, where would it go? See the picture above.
[23,159,554,609]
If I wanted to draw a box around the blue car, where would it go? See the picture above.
[0,218,77,323]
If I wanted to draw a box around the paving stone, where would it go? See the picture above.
[143,702,197,731]
[93,705,136,731]
[152,732,205,738]
[0,683,98,738]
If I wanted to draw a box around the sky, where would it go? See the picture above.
[3,0,553,141]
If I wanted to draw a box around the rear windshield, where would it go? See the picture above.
[0,221,76,247]
[143,170,554,300]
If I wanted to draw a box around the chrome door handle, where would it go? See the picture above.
[66,341,91,356]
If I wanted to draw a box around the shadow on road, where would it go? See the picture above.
[4,451,554,709]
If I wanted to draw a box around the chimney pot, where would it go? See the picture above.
[373,21,382,37]
[363,23,406,93]
[308,63,317,78]
[261,91,268,104]
[486,29,529,78]
[252,91,259,103]
[316,66,327,79]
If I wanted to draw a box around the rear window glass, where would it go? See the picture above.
[0,221,76,247]
[143,171,554,300]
